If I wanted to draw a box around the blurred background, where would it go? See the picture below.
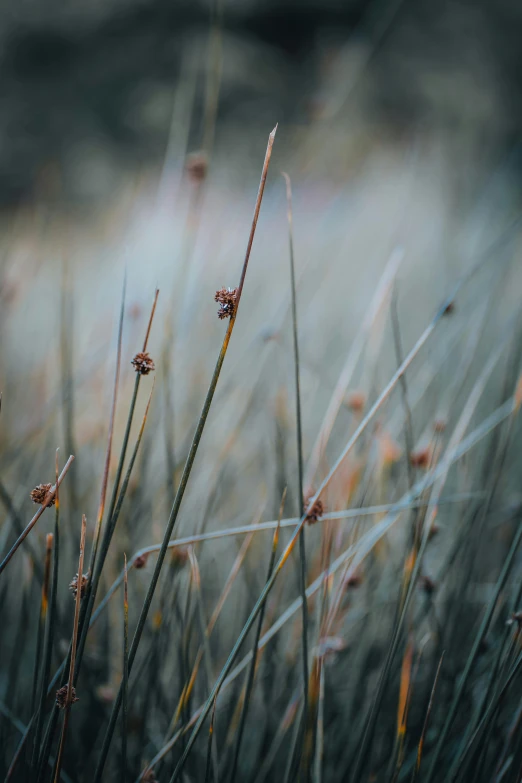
[2,1,522,781]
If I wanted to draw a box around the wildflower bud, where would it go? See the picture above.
[185,151,208,184]
[30,483,55,507]
[410,446,432,469]
[56,685,79,709]
[304,493,324,525]
[131,352,155,376]
[214,287,238,320]
[134,553,149,570]
[69,572,89,599]
[346,391,366,414]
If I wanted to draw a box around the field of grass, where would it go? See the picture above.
[1,113,522,783]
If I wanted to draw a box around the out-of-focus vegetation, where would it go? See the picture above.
[1,2,522,782]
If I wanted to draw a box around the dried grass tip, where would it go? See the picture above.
[30,483,55,507]
[304,493,324,525]
[185,151,208,184]
[131,352,155,375]
[69,572,89,599]
[215,287,238,320]
[143,771,159,783]
[56,684,79,709]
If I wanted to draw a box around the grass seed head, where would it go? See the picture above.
[215,287,237,319]
[185,151,208,184]
[56,684,79,709]
[304,493,324,525]
[30,483,55,507]
[131,351,155,375]
[69,572,89,599]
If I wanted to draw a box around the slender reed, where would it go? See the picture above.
[53,514,86,783]
[92,125,277,782]
[283,171,309,774]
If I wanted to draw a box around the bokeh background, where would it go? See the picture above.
[2,1,522,782]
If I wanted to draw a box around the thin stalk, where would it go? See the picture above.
[32,453,61,769]
[229,489,285,783]
[314,662,325,783]
[450,650,522,782]
[283,700,305,783]
[60,253,77,511]
[0,455,74,576]
[76,291,158,674]
[122,554,129,783]
[31,533,53,716]
[425,517,522,783]
[411,651,444,782]
[53,514,86,783]
[204,697,218,783]
[93,125,277,782]
[34,297,158,780]
[88,272,127,577]
[283,171,309,770]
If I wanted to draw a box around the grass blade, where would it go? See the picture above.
[53,514,86,783]
[229,488,285,783]
[93,124,277,782]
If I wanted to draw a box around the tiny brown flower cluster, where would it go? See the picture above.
[30,483,55,507]
[410,446,432,469]
[69,572,89,599]
[215,287,237,320]
[56,685,79,709]
[143,771,159,783]
[134,553,149,570]
[304,493,324,525]
[185,151,208,184]
[131,352,155,375]
[346,391,366,414]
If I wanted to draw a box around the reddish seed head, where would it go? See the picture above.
[215,287,238,320]
[410,446,432,469]
[131,352,155,376]
[134,553,149,570]
[69,572,89,599]
[56,684,79,709]
[185,151,208,184]
[304,493,324,525]
[30,483,55,507]
[346,391,366,414]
